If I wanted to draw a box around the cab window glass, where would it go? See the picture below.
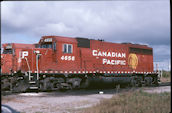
[68,45,72,53]
[41,44,52,48]
[3,49,13,54]
[35,44,40,48]
[63,44,67,53]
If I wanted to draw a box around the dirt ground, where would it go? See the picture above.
[160,77,171,83]
[1,86,171,113]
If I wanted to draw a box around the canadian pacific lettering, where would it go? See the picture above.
[92,50,126,58]
[103,58,126,65]
[92,50,126,65]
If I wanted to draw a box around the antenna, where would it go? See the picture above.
[168,59,170,71]
[156,63,158,72]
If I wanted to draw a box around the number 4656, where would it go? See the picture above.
[61,56,75,61]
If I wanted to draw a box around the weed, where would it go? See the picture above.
[80,90,171,113]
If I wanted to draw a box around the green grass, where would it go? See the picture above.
[162,70,171,78]
[160,70,171,82]
[80,90,171,113]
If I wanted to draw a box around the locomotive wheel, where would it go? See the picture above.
[54,83,61,90]
[80,78,89,89]
[1,78,11,91]
[152,76,159,86]
[39,78,52,91]
[57,82,72,91]
[12,79,29,93]
[39,82,45,91]
[130,76,142,87]
[130,76,137,87]
[39,77,65,91]
[39,78,49,91]
[144,77,153,86]
[52,77,65,90]
[67,77,82,89]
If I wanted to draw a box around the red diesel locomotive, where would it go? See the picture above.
[1,36,160,91]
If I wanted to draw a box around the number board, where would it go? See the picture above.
[44,38,52,42]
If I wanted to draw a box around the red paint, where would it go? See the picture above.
[1,36,154,75]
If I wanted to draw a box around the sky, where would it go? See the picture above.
[1,1,170,71]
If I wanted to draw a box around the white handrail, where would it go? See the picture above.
[36,54,39,80]
[25,57,31,80]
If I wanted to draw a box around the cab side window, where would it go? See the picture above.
[53,42,56,51]
[63,44,73,53]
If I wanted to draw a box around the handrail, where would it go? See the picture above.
[25,57,31,80]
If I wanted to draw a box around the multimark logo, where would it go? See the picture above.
[128,53,138,70]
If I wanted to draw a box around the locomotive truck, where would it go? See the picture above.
[1,36,160,92]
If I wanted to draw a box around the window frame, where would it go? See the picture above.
[63,44,73,54]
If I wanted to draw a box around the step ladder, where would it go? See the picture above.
[28,74,39,90]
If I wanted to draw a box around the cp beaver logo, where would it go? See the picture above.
[128,53,138,70]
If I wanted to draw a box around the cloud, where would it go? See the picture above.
[153,45,170,61]
[2,1,170,39]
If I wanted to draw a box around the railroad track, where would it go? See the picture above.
[158,82,171,86]
[2,82,171,96]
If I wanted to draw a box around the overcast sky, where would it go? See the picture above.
[1,1,170,70]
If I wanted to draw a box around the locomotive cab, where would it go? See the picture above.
[2,43,14,54]
[1,44,14,75]
[39,37,56,51]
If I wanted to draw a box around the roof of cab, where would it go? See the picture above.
[3,43,35,49]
